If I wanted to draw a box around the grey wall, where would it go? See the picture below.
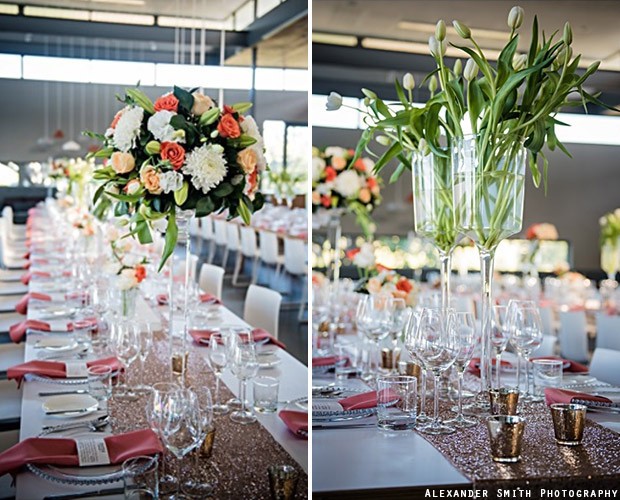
[0,79,307,163]
[313,127,620,271]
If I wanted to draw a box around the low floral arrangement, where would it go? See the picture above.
[312,146,381,235]
[600,209,620,248]
[47,158,69,182]
[347,243,419,306]
[87,86,266,269]
[72,213,96,237]
[526,223,558,241]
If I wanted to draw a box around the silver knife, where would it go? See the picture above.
[39,390,89,396]
[45,407,96,416]
[43,487,125,500]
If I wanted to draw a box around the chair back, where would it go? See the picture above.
[590,348,620,385]
[226,223,240,251]
[213,219,228,245]
[283,238,307,275]
[199,263,225,300]
[259,231,280,265]
[595,313,620,351]
[201,217,214,240]
[558,310,589,363]
[244,284,282,339]
[240,226,258,258]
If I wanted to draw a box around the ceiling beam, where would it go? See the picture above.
[245,0,307,46]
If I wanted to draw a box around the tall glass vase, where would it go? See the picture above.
[168,207,194,386]
[413,151,459,309]
[326,209,345,284]
[452,135,526,405]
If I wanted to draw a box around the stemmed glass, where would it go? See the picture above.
[412,308,459,435]
[110,320,140,401]
[207,334,229,415]
[145,382,179,495]
[446,312,477,428]
[182,387,214,498]
[491,305,510,389]
[161,389,203,500]
[356,295,390,381]
[384,297,410,373]
[135,323,153,394]
[404,309,430,423]
[229,341,259,424]
[508,301,543,401]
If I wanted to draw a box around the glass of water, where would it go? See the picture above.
[532,359,563,397]
[253,376,279,413]
[87,365,112,402]
[377,374,417,431]
[334,343,360,381]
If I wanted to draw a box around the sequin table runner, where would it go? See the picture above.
[109,334,308,499]
[416,374,620,489]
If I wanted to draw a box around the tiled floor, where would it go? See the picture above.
[195,241,308,366]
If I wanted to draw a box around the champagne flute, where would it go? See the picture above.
[491,305,510,389]
[135,323,153,394]
[384,297,410,373]
[356,295,390,381]
[413,308,459,435]
[229,342,259,425]
[110,320,140,401]
[207,334,229,415]
[446,312,478,428]
[508,302,543,401]
[404,309,430,423]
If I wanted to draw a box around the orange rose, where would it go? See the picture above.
[359,188,371,203]
[154,94,179,112]
[245,169,258,198]
[110,109,123,129]
[346,248,361,260]
[311,191,321,204]
[135,265,146,283]
[332,156,346,170]
[237,148,257,174]
[160,142,185,170]
[396,277,413,294]
[321,195,332,208]
[111,152,135,174]
[324,166,337,182]
[140,165,163,194]
[217,113,241,138]
[353,158,366,171]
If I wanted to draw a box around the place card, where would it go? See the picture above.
[75,438,111,466]
[65,362,88,378]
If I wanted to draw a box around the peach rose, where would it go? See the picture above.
[191,92,214,116]
[358,188,371,203]
[217,113,241,138]
[332,156,347,170]
[367,277,382,294]
[140,165,163,194]
[160,142,185,170]
[237,148,257,174]
[111,152,135,174]
[311,191,321,204]
[154,94,179,112]
[124,179,141,195]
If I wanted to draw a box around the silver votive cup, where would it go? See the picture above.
[268,464,299,500]
[489,388,519,416]
[550,403,587,446]
[486,415,526,463]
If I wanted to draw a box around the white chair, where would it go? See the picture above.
[189,217,202,255]
[1,206,26,241]
[589,348,620,385]
[283,237,308,321]
[558,310,589,363]
[201,217,215,263]
[225,222,243,284]
[244,284,282,340]
[213,219,228,267]
[539,306,554,337]
[595,313,620,351]
[536,335,558,357]
[240,226,260,285]
[199,263,225,301]
[0,220,27,269]
[258,230,283,284]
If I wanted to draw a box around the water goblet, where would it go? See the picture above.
[230,342,259,425]
[207,333,229,415]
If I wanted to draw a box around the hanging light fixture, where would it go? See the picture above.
[36,35,54,150]
[62,36,81,153]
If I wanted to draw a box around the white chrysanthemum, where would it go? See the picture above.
[316,183,331,195]
[159,170,184,193]
[240,116,267,171]
[312,156,325,181]
[147,110,178,143]
[352,243,376,268]
[325,146,347,159]
[333,169,363,198]
[113,106,144,152]
[183,144,227,194]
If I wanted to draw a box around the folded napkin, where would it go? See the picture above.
[21,270,70,285]
[9,317,96,343]
[544,388,612,406]
[279,410,307,439]
[531,356,589,374]
[189,327,286,350]
[312,356,337,367]
[0,429,162,478]
[338,389,400,411]
[157,293,221,306]
[7,357,122,386]
[15,292,51,315]
[468,357,513,377]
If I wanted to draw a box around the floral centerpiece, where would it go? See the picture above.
[88,86,266,270]
[312,146,381,235]
[600,209,620,280]
[347,243,419,307]
[524,222,558,276]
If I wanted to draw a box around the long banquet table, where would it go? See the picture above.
[14,269,308,499]
[312,336,620,499]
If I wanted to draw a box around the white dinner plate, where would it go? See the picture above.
[258,349,281,369]
[35,337,78,352]
[43,394,99,419]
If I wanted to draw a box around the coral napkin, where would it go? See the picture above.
[544,388,612,406]
[531,356,589,373]
[279,411,307,439]
[156,293,221,306]
[312,356,337,367]
[15,292,51,315]
[0,429,162,477]
[468,357,513,377]
[189,328,286,350]
[9,317,96,343]
[21,270,70,285]
[338,389,400,411]
[7,357,122,385]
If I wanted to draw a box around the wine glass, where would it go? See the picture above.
[445,312,478,428]
[384,297,410,374]
[356,295,390,381]
[229,342,259,425]
[404,309,431,423]
[161,389,202,500]
[491,305,510,389]
[207,334,229,415]
[182,387,214,498]
[110,320,140,401]
[135,323,153,394]
[145,382,179,495]
[412,308,459,435]
[508,301,543,402]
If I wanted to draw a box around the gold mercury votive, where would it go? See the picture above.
[398,360,422,379]
[381,348,401,369]
[200,423,216,458]
[489,388,520,416]
[550,403,587,446]
[486,415,526,463]
[171,351,189,376]
[268,464,299,500]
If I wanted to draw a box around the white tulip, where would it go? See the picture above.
[507,6,524,30]
[403,73,415,91]
[326,92,343,111]
[464,59,479,81]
